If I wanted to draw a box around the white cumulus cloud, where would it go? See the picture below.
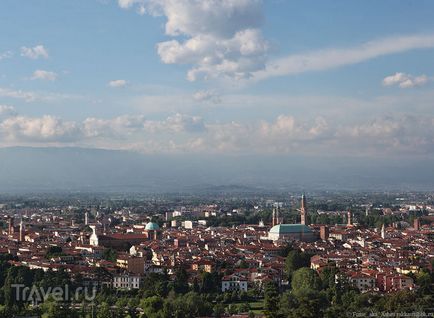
[119,0,268,81]
[382,72,429,88]
[1,110,434,155]
[20,45,49,59]
[30,70,58,81]
[0,115,80,142]
[108,79,128,88]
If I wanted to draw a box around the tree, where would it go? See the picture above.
[319,266,338,290]
[200,272,215,293]
[289,289,328,318]
[285,250,311,281]
[102,248,117,262]
[415,270,432,295]
[264,281,279,318]
[172,266,189,294]
[40,297,77,318]
[291,268,321,296]
[140,295,164,317]
[96,302,111,318]
[238,302,250,313]
[213,303,225,318]
[277,291,297,317]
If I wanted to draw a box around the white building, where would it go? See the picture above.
[183,220,194,229]
[89,225,99,247]
[221,274,248,292]
[112,274,141,290]
[341,273,376,293]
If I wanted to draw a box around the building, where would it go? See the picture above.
[221,274,248,292]
[19,219,25,242]
[145,222,161,240]
[272,205,283,226]
[346,272,376,292]
[320,225,329,240]
[268,224,316,242]
[112,274,141,290]
[300,194,308,225]
[377,274,414,292]
[310,255,328,271]
[381,224,387,239]
[347,211,352,226]
[89,225,99,247]
[116,255,145,275]
[8,217,14,236]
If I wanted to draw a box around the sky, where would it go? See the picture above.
[1,0,434,159]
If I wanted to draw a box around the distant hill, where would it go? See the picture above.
[0,147,433,193]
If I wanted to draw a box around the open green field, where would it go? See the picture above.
[248,301,264,314]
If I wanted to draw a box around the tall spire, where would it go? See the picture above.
[272,206,276,227]
[347,210,352,226]
[8,216,14,236]
[272,205,282,226]
[300,194,308,225]
[19,218,24,242]
[381,224,386,239]
[276,205,281,225]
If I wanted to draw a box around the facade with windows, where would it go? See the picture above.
[221,274,248,292]
[112,274,141,290]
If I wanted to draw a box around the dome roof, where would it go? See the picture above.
[145,222,160,231]
[269,224,312,234]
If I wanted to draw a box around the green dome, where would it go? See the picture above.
[145,222,160,230]
[270,224,312,234]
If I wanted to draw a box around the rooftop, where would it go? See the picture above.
[269,224,313,234]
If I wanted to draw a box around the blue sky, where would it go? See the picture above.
[1,0,434,157]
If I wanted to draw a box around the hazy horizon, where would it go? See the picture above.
[2,1,434,192]
[0,146,432,193]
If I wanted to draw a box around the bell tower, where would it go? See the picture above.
[300,194,307,225]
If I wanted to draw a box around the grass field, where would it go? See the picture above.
[248,301,264,314]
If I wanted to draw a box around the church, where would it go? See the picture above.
[88,221,161,250]
[267,194,317,242]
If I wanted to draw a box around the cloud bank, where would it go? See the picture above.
[1,104,434,156]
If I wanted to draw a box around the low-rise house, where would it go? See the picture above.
[112,273,141,290]
[221,274,248,292]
